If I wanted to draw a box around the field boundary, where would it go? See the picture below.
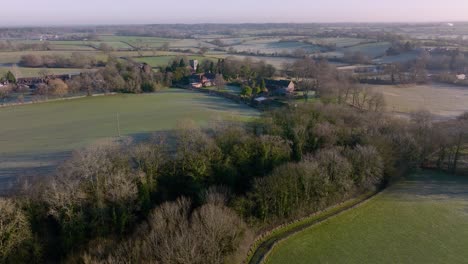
[0,92,117,108]
[245,189,384,264]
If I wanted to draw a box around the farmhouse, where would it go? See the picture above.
[190,73,216,88]
[265,79,295,95]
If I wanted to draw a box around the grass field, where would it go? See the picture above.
[133,55,217,67]
[0,67,95,78]
[0,89,258,190]
[0,50,109,64]
[205,54,299,69]
[373,51,420,64]
[342,41,391,58]
[308,37,369,48]
[265,171,468,264]
[370,83,468,119]
[231,38,324,54]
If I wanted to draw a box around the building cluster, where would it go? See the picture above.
[189,73,216,88]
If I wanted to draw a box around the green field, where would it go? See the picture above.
[0,67,95,78]
[133,55,217,67]
[0,89,258,189]
[342,41,391,58]
[308,37,370,48]
[265,171,468,264]
[231,38,324,54]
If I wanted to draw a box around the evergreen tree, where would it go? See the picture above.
[179,58,186,68]
[5,71,16,84]
[209,61,215,73]
[261,79,266,90]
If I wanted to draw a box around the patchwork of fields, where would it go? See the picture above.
[265,171,468,264]
[0,35,406,77]
[0,89,258,190]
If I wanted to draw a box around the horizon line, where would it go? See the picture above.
[1,20,468,28]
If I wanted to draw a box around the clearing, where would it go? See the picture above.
[265,171,468,264]
[0,89,258,190]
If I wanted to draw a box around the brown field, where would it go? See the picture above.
[370,83,468,119]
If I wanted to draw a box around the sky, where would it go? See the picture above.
[2,0,468,26]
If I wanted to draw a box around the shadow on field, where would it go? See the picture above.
[387,172,468,200]
[190,96,255,115]
[0,130,177,194]
[0,151,70,193]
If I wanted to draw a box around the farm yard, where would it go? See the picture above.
[265,171,468,264]
[370,83,468,119]
[0,89,258,191]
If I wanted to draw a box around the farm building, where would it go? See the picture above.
[456,74,466,80]
[265,79,295,95]
[189,73,216,88]
[254,96,268,103]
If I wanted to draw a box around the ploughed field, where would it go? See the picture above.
[0,89,258,190]
[265,171,468,264]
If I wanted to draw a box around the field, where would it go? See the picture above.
[97,35,174,49]
[0,89,258,190]
[230,38,324,54]
[265,171,468,264]
[370,83,468,119]
[342,41,392,58]
[373,51,420,64]
[133,55,218,67]
[0,67,95,78]
[308,37,370,48]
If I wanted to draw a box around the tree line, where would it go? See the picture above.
[19,53,104,68]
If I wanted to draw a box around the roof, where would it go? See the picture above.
[264,79,294,89]
[456,74,466,80]
[204,73,216,79]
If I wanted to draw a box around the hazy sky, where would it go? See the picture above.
[2,0,468,26]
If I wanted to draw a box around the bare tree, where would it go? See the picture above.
[214,73,226,91]
[0,199,32,262]
[49,79,69,97]
[300,79,317,102]
[0,84,12,103]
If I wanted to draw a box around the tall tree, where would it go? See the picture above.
[214,74,226,91]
